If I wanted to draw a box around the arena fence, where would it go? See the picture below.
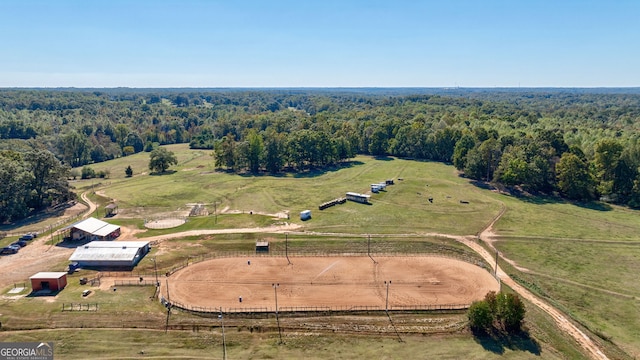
[165,250,492,277]
[114,279,159,287]
[164,298,470,317]
[62,303,99,312]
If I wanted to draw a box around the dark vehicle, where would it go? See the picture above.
[1,247,18,255]
[68,262,80,274]
[20,234,35,241]
[11,240,27,248]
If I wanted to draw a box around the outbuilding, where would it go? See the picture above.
[300,210,311,221]
[30,272,68,292]
[346,192,371,204]
[105,203,118,217]
[69,241,151,268]
[67,217,121,241]
[256,241,269,253]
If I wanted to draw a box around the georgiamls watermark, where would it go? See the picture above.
[0,342,53,360]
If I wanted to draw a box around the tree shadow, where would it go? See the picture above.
[373,155,395,161]
[230,161,366,179]
[0,200,79,231]
[292,161,365,178]
[150,170,177,176]
[55,237,92,249]
[574,201,613,211]
[468,180,613,211]
[472,328,541,356]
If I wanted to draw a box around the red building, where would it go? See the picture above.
[30,272,68,292]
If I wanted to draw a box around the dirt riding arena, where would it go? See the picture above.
[165,256,500,311]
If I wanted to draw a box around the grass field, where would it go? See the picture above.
[3,144,640,358]
[78,144,502,235]
[0,328,567,360]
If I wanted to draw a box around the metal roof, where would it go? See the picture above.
[68,217,120,236]
[69,241,149,262]
[30,272,67,279]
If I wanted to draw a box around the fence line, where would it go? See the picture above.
[166,300,470,316]
[62,303,99,311]
[114,279,158,286]
[166,250,491,277]
[3,210,84,238]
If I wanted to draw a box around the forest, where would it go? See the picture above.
[2,88,640,222]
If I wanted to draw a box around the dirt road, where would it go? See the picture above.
[0,191,98,290]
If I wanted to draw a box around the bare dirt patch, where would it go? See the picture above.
[165,256,499,310]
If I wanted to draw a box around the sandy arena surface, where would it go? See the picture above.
[165,256,500,310]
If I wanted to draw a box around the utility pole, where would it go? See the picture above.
[219,307,227,360]
[152,257,159,287]
[272,283,283,344]
[495,250,499,277]
[165,279,172,333]
[384,280,392,311]
[285,233,291,265]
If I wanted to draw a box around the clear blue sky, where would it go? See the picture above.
[1,0,638,88]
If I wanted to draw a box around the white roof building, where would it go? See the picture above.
[67,217,121,241]
[69,241,151,268]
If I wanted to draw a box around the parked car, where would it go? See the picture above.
[1,247,18,255]
[82,290,91,297]
[19,234,35,241]
[6,244,20,252]
[11,240,27,248]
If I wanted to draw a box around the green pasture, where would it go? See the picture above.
[494,237,640,358]
[77,144,501,235]
[0,327,567,360]
[491,193,640,240]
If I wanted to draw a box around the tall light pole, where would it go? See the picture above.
[285,233,291,265]
[384,280,392,311]
[272,283,283,344]
[152,257,159,287]
[219,307,227,360]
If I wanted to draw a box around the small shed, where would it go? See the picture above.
[105,203,118,217]
[300,210,311,221]
[30,272,68,292]
[256,241,269,253]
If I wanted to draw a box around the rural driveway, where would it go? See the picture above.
[0,191,96,291]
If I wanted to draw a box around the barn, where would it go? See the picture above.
[30,272,68,292]
[67,217,121,241]
[69,241,151,268]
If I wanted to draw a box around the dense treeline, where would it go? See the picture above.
[2,88,640,219]
[0,147,73,222]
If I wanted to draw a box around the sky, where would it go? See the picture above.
[0,0,638,88]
